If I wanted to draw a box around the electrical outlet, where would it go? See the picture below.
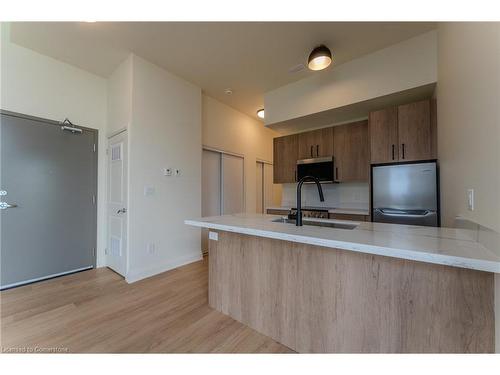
[163,168,173,176]
[147,243,155,254]
[174,168,181,177]
[467,189,474,211]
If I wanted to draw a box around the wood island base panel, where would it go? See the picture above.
[208,231,494,353]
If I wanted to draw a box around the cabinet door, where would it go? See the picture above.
[317,127,334,158]
[397,100,431,162]
[298,127,334,159]
[273,135,298,183]
[298,130,317,159]
[334,120,369,182]
[369,107,398,164]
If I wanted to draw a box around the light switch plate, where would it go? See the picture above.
[209,231,218,241]
[144,186,155,196]
[467,189,474,211]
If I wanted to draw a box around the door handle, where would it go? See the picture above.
[402,143,405,159]
[0,202,18,210]
[117,208,127,214]
[392,144,395,160]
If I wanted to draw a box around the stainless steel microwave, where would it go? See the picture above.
[297,156,336,183]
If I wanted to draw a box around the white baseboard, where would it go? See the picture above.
[125,252,203,284]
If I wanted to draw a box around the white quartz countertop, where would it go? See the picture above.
[185,213,500,273]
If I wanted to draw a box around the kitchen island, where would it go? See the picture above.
[185,214,497,353]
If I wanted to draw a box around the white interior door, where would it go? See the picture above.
[107,131,128,276]
[222,153,244,214]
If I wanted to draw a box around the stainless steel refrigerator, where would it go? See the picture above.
[371,161,439,227]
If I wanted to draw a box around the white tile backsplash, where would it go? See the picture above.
[281,182,369,210]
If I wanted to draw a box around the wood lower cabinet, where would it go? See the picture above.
[329,213,369,222]
[369,106,398,164]
[333,120,369,182]
[397,100,431,162]
[273,134,298,183]
[298,127,334,160]
[266,208,290,216]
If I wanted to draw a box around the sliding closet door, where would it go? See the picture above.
[201,149,221,253]
[256,161,275,214]
[263,163,274,210]
[256,162,264,213]
[201,149,244,253]
[222,154,244,214]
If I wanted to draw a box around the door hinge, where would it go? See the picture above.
[106,148,109,155]
[93,248,96,257]
[92,195,96,204]
[104,248,108,255]
[93,144,96,152]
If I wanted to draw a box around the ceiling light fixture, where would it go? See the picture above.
[257,109,265,119]
[224,88,233,95]
[308,45,332,71]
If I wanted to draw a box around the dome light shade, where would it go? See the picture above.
[257,109,265,119]
[308,45,332,71]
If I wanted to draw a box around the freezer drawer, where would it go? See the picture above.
[372,208,438,227]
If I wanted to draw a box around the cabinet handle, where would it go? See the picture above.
[402,143,405,159]
[310,145,313,158]
[336,167,339,181]
[316,144,319,157]
[392,144,395,160]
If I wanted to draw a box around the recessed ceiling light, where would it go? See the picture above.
[257,109,265,119]
[224,88,233,95]
[308,45,332,71]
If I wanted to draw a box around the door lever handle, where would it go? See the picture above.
[0,202,17,210]
[117,208,127,214]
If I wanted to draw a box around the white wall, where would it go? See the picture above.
[126,55,202,282]
[436,22,500,352]
[265,30,437,126]
[202,95,282,211]
[107,55,133,136]
[0,23,108,267]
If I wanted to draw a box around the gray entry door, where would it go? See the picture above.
[0,112,97,289]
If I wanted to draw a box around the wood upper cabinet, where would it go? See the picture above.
[298,127,334,159]
[369,106,398,164]
[397,100,431,162]
[369,99,434,164]
[273,134,298,183]
[333,120,369,182]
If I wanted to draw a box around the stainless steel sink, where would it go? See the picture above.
[271,217,358,230]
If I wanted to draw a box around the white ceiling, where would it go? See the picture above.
[9,22,437,120]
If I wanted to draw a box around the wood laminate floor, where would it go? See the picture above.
[0,257,294,353]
